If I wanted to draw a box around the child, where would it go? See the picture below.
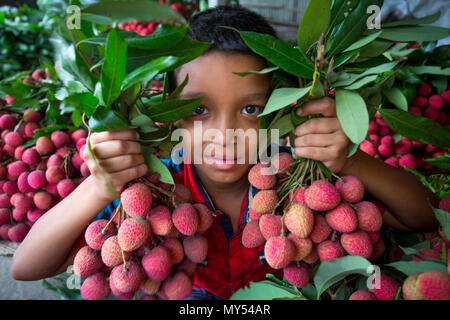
[12,6,439,300]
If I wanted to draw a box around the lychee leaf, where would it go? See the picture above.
[260,87,311,118]
[229,280,303,300]
[297,0,332,53]
[433,208,450,240]
[313,255,372,300]
[424,153,450,171]
[143,152,174,185]
[385,260,447,276]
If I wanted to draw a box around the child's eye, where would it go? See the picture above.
[192,105,209,116]
[242,105,263,116]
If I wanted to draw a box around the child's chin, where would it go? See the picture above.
[202,163,250,184]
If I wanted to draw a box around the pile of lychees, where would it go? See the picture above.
[360,82,449,172]
[0,83,90,243]
[74,178,214,300]
[242,152,386,291]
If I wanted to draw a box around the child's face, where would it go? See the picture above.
[174,51,272,185]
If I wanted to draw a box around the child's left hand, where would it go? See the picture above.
[292,97,350,173]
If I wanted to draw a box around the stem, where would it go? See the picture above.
[141,178,175,198]
[102,202,121,234]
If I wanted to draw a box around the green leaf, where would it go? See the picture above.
[101,28,127,106]
[227,28,315,79]
[335,89,369,144]
[168,74,189,99]
[409,66,450,76]
[130,114,158,134]
[260,87,311,118]
[383,87,408,111]
[269,114,295,138]
[297,0,332,53]
[123,24,188,49]
[382,12,441,28]
[233,66,279,77]
[145,97,204,123]
[431,75,448,94]
[328,0,358,33]
[375,26,450,42]
[342,31,382,53]
[121,56,178,91]
[385,260,447,276]
[143,152,174,185]
[378,108,450,149]
[424,153,450,170]
[326,0,383,57]
[332,61,400,87]
[434,207,450,240]
[313,255,373,299]
[344,74,378,90]
[63,92,98,117]
[81,0,184,24]
[88,106,131,132]
[230,280,300,300]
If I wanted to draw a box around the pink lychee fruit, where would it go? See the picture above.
[248,162,276,190]
[271,152,295,178]
[259,214,282,240]
[429,95,444,109]
[399,154,417,169]
[310,214,332,244]
[193,203,214,234]
[349,290,377,300]
[371,273,400,300]
[360,140,377,157]
[50,131,70,148]
[304,180,341,211]
[4,131,23,147]
[73,246,103,277]
[378,144,393,158]
[438,195,450,213]
[27,208,45,223]
[355,201,383,232]
[250,190,279,214]
[284,203,314,238]
[7,161,29,178]
[85,219,116,250]
[416,271,450,300]
[424,107,439,121]
[317,240,345,261]
[183,235,208,263]
[325,203,358,233]
[264,236,295,269]
[35,136,54,155]
[283,263,309,288]
[418,83,432,96]
[33,191,53,210]
[110,260,144,293]
[17,172,33,193]
[120,183,153,218]
[140,277,161,295]
[172,203,199,236]
[45,166,65,184]
[142,246,172,282]
[341,230,373,259]
[101,235,132,267]
[160,237,184,265]
[288,186,306,204]
[173,183,192,205]
[80,272,110,300]
[0,114,17,130]
[7,222,29,242]
[118,218,151,252]
[287,234,313,261]
[242,220,265,248]
[335,175,364,203]
[147,205,173,236]
[411,248,441,262]
[162,271,193,300]
[402,272,423,300]
[413,96,428,108]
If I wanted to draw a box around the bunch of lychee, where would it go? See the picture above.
[360,81,449,173]
[74,178,214,300]
[0,104,90,243]
[242,153,386,291]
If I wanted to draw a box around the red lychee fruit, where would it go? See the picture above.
[416,271,450,300]
[0,208,10,225]
[120,183,153,218]
[412,248,441,262]
[317,240,345,262]
[71,129,88,142]
[45,166,65,184]
[287,234,313,261]
[173,183,192,205]
[17,172,33,193]
[371,273,400,300]
[399,154,417,169]
[80,272,110,300]
[27,208,45,223]
[271,152,295,178]
[304,180,341,211]
[56,179,76,198]
[242,220,265,248]
[27,170,47,189]
[147,205,173,236]
[162,271,193,300]
[172,203,199,236]
[284,204,314,238]
[85,219,116,250]
[109,276,135,299]
[118,218,151,252]
[140,277,161,295]
[288,186,306,204]
[349,290,377,300]
[193,203,214,234]
[33,191,53,210]
[110,260,144,293]
[0,114,17,130]
[439,195,450,213]
[183,235,208,264]
[7,161,29,178]
[335,176,364,203]
[7,223,29,242]
[73,246,103,277]
[360,140,377,157]
[259,214,282,240]
[160,237,184,265]
[283,263,309,288]
[36,136,54,155]
[5,131,23,147]
[248,163,276,190]
[101,235,132,267]
[402,272,423,300]
[417,83,432,96]
[355,201,383,232]
[250,190,279,214]
[21,148,40,165]
[429,95,444,109]
[264,236,295,269]
[310,214,332,244]
[340,230,373,259]
[175,259,197,277]
[50,131,70,148]
[325,203,358,233]
[142,246,172,282]
[3,181,18,195]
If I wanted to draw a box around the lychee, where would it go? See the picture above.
[175,259,197,277]
[162,271,193,300]
[147,205,173,236]
[287,234,313,261]
[27,208,45,223]
[264,236,295,269]
[17,172,34,193]
[335,176,364,203]
[0,194,11,208]
[399,154,417,169]
[271,152,295,178]
[36,136,54,155]
[85,219,116,250]
[45,166,65,184]
[71,129,88,142]
[250,190,278,214]
[439,195,450,213]
[283,263,309,288]
[120,183,153,218]
[355,201,383,232]
[0,208,10,225]
[109,275,135,299]
[160,237,184,264]
[417,83,432,96]
[259,214,282,240]
[142,246,172,282]
[110,260,144,293]
[13,193,34,214]
[0,114,17,130]
[73,246,103,277]
[349,290,377,300]
[429,95,444,109]
[284,204,314,238]
[140,277,161,295]
[172,203,199,236]
[317,240,345,262]
[56,179,76,198]
[416,271,450,300]
[242,220,265,248]
[3,181,18,195]
[402,273,423,300]
[304,180,340,211]
[412,248,441,262]
[325,203,358,233]
[193,203,214,234]
[33,191,53,210]
[50,131,70,148]
[395,137,412,155]
[21,148,40,165]
[248,163,276,190]
[27,170,47,189]
[7,161,29,178]
[341,230,373,259]
[183,235,208,263]
[310,214,332,244]
[7,223,29,242]
[288,186,306,204]
[371,273,400,300]
[80,272,110,300]
[173,183,192,205]
[118,218,151,252]
[5,131,23,147]
[101,235,131,267]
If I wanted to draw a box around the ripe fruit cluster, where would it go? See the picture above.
[243,154,385,291]
[74,178,214,300]
[0,98,90,243]
[360,81,449,172]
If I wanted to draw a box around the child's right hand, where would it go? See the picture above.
[82,129,148,202]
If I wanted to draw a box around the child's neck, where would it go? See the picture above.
[195,170,250,232]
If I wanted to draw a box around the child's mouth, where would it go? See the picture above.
[203,154,243,170]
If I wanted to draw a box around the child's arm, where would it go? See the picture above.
[292,97,439,232]
[11,129,147,281]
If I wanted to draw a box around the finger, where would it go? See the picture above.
[295,117,341,136]
[293,146,330,163]
[91,140,142,159]
[296,97,336,117]
[97,154,145,173]
[294,132,347,148]
[110,163,149,184]
[90,129,139,144]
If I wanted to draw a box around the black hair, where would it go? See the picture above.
[169,5,277,90]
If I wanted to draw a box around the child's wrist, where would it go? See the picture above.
[82,175,118,204]
[337,149,361,176]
